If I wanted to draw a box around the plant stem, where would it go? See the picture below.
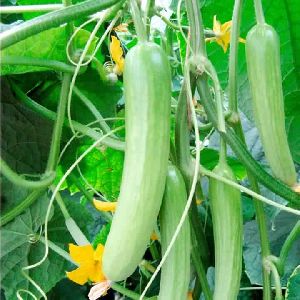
[185,0,206,56]
[52,189,71,219]
[264,259,283,300]
[154,10,216,38]
[46,74,72,171]
[0,0,121,50]
[39,236,74,264]
[10,81,125,151]
[0,4,63,13]
[149,241,160,262]
[0,56,79,73]
[0,158,55,189]
[219,137,227,163]
[202,59,226,132]
[191,228,213,300]
[73,86,114,136]
[200,166,300,215]
[228,0,242,113]
[130,0,147,42]
[111,283,150,300]
[254,0,265,25]
[279,220,300,269]
[62,0,74,56]
[0,189,46,226]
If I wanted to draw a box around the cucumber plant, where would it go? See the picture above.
[158,165,191,300]
[102,41,171,282]
[246,23,297,187]
[1,0,300,299]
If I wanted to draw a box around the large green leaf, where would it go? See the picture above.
[0,27,97,75]
[0,191,92,300]
[243,212,300,286]
[58,138,124,201]
[286,266,300,300]
[0,79,53,174]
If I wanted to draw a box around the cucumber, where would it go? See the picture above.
[246,24,296,186]
[158,165,190,300]
[209,158,243,300]
[102,42,171,282]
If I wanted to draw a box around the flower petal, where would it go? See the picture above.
[110,36,124,66]
[88,280,112,300]
[93,199,117,212]
[213,15,221,33]
[69,244,94,264]
[94,244,105,261]
[89,262,106,283]
[221,20,232,33]
[66,266,90,285]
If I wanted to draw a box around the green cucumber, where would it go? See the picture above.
[209,157,242,300]
[158,165,190,300]
[246,24,296,186]
[102,42,171,282]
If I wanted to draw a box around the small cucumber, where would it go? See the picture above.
[158,165,190,300]
[246,24,296,186]
[209,158,243,300]
[102,42,171,282]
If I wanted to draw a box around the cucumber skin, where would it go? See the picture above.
[158,165,190,300]
[246,24,296,186]
[209,161,242,300]
[102,42,171,282]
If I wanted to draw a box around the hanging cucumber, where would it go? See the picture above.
[102,42,171,282]
[158,165,190,300]
[209,142,243,300]
[245,23,297,187]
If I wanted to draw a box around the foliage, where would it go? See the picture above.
[0,0,299,299]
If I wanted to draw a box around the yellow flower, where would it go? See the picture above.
[187,291,193,300]
[110,36,125,75]
[66,243,106,285]
[93,199,117,212]
[206,15,245,53]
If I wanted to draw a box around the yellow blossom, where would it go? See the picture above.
[93,199,117,212]
[187,291,193,300]
[66,243,106,285]
[206,15,245,52]
[110,36,125,75]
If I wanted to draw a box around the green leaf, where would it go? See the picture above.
[200,148,247,180]
[243,212,300,286]
[0,189,50,300]
[286,265,300,300]
[0,191,92,300]
[92,223,111,248]
[40,68,122,125]
[0,79,53,175]
[71,144,124,200]
[241,194,255,222]
[0,27,97,75]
